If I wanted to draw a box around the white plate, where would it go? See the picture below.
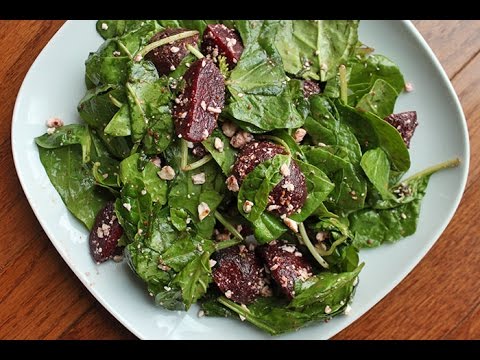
[12,20,469,339]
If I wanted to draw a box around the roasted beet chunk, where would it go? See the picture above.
[258,241,313,299]
[201,24,244,69]
[145,28,199,76]
[384,111,418,148]
[212,245,269,304]
[231,141,308,216]
[89,201,124,263]
[173,58,225,142]
[303,80,322,98]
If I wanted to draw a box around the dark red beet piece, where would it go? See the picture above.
[212,245,269,304]
[303,80,322,98]
[201,24,244,69]
[89,201,124,263]
[145,28,199,76]
[232,141,307,216]
[258,241,313,299]
[384,111,418,148]
[192,143,208,158]
[172,58,225,142]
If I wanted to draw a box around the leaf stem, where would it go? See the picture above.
[137,30,199,58]
[299,222,329,269]
[315,235,348,256]
[180,139,189,170]
[109,94,123,108]
[182,155,213,171]
[397,158,461,185]
[214,211,244,241]
[339,64,348,104]
[186,44,205,59]
[116,39,133,59]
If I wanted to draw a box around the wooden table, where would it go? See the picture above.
[0,20,478,340]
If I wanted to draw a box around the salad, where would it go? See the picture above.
[34,20,460,335]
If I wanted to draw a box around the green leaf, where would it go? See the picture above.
[126,62,173,144]
[360,148,395,200]
[272,20,359,81]
[85,40,131,87]
[356,78,399,119]
[304,95,362,164]
[114,182,152,243]
[348,54,405,105]
[237,154,290,222]
[228,21,286,96]
[104,104,131,137]
[172,251,213,309]
[119,153,167,205]
[226,79,307,131]
[350,200,422,248]
[202,129,238,176]
[291,263,363,309]
[144,205,178,253]
[303,146,350,175]
[327,163,367,215]
[251,212,287,244]
[289,160,334,222]
[337,101,410,172]
[35,124,91,163]
[38,145,110,229]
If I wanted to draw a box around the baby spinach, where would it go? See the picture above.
[202,129,237,176]
[360,148,396,200]
[37,145,110,229]
[271,20,359,81]
[226,79,307,131]
[337,102,410,172]
[356,78,398,119]
[237,154,290,222]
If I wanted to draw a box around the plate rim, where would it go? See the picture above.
[11,19,470,340]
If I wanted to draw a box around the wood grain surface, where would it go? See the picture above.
[0,20,478,340]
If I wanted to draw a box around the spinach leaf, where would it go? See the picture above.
[271,20,359,81]
[356,78,398,119]
[119,153,167,205]
[238,155,290,222]
[172,251,213,309]
[142,111,174,154]
[305,95,362,163]
[291,263,363,309]
[327,163,367,215]
[85,40,131,87]
[35,124,91,163]
[145,205,178,253]
[168,155,225,239]
[337,102,410,172]
[350,200,421,248]
[38,145,110,229]
[104,104,131,137]
[303,146,350,174]
[126,62,173,144]
[251,212,287,244]
[360,148,395,200]
[114,181,152,243]
[202,129,237,176]
[289,160,334,223]
[348,54,405,105]
[228,21,286,96]
[78,85,125,129]
[226,79,306,131]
